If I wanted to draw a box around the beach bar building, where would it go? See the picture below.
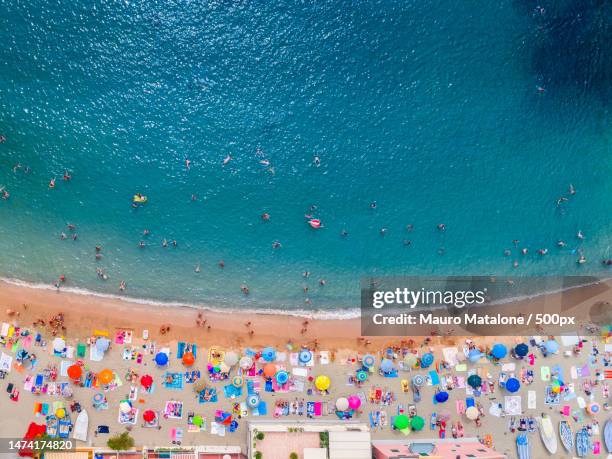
[372,439,506,459]
[248,420,371,459]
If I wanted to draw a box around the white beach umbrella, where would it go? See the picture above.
[239,356,253,369]
[224,351,239,367]
[466,406,479,420]
[336,397,349,411]
[52,337,66,352]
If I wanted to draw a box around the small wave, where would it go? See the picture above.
[0,276,361,320]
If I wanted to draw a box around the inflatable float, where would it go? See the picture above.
[133,194,147,204]
[308,219,321,229]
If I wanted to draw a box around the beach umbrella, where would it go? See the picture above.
[586,402,600,415]
[247,394,260,408]
[232,376,243,388]
[514,343,529,357]
[97,369,114,385]
[263,363,277,378]
[182,351,195,366]
[56,408,65,419]
[380,358,394,373]
[505,377,520,393]
[119,401,132,414]
[67,364,82,381]
[467,374,482,389]
[315,375,331,391]
[348,395,361,410]
[140,374,153,389]
[275,370,289,385]
[224,351,239,367]
[336,397,349,411]
[362,354,376,368]
[299,349,313,364]
[491,343,507,359]
[420,353,434,368]
[96,337,110,353]
[468,349,483,363]
[356,370,368,382]
[143,410,156,423]
[545,339,559,354]
[411,415,425,431]
[435,391,449,403]
[52,337,65,353]
[93,393,105,404]
[394,414,410,430]
[465,406,479,420]
[239,356,253,370]
[403,353,417,367]
[155,352,168,366]
[261,347,276,362]
[192,415,203,427]
[412,374,425,387]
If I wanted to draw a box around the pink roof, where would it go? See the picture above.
[373,441,504,459]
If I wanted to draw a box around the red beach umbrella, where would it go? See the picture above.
[143,410,156,423]
[140,374,153,389]
[67,364,82,381]
[182,352,195,366]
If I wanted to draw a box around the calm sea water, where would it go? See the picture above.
[0,0,611,313]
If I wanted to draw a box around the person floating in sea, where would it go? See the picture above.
[272,240,282,249]
[313,155,321,167]
[261,213,270,221]
[569,183,576,195]
[162,238,168,248]
[63,170,71,181]
[241,284,249,295]
[172,240,177,247]
[223,154,232,165]
[537,248,548,256]
[340,229,348,237]
[1,188,9,200]
[195,263,201,273]
[380,228,387,236]
[138,241,146,248]
[577,230,585,240]
[0,135,5,143]
[557,240,567,248]
[185,158,191,169]
[119,280,126,291]
[218,260,225,268]
[370,201,377,209]
[437,223,446,231]
[49,178,56,189]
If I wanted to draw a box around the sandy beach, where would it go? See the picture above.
[0,279,611,458]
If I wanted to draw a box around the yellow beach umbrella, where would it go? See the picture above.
[315,375,331,391]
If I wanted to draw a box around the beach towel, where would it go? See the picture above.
[319,351,330,365]
[292,367,308,378]
[0,353,13,372]
[504,396,522,415]
[307,402,315,418]
[545,386,560,405]
[163,372,183,390]
[578,365,591,378]
[76,344,86,359]
[314,402,322,416]
[540,366,551,381]
[429,371,440,385]
[527,390,536,410]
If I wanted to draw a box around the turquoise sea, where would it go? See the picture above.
[0,0,611,314]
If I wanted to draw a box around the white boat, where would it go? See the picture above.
[605,419,612,453]
[537,415,558,454]
[72,410,88,442]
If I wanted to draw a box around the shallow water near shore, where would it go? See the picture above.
[0,0,611,311]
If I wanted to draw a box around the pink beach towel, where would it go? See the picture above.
[562,405,570,416]
[314,402,322,416]
[456,400,466,415]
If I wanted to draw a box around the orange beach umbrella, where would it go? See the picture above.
[263,363,277,378]
[97,368,114,385]
[67,364,82,381]
[182,352,195,366]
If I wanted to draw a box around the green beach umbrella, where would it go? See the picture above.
[192,415,203,427]
[467,374,482,389]
[394,414,410,430]
[410,415,425,431]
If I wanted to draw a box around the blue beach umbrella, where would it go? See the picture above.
[514,343,529,357]
[356,370,368,382]
[155,352,168,366]
[420,353,434,368]
[261,347,276,362]
[380,358,394,373]
[545,340,559,354]
[247,394,260,408]
[491,344,507,359]
[435,391,449,403]
[275,370,289,385]
[298,349,312,364]
[506,377,520,393]
[468,349,483,363]
[362,354,376,368]
[412,374,425,387]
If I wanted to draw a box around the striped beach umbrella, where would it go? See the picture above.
[299,349,313,364]
[420,353,434,368]
[362,354,376,368]
[247,394,260,408]
[232,376,243,388]
[412,374,425,387]
[356,370,368,382]
[239,356,253,369]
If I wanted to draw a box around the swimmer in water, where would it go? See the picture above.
[138,241,145,248]
[172,240,177,247]
[313,155,321,167]
[557,240,567,248]
[60,232,67,240]
[49,178,56,189]
[162,239,168,248]
[577,230,584,240]
[63,170,71,181]
[380,228,387,236]
[1,188,9,200]
[569,184,576,195]
[143,229,150,236]
[370,201,377,209]
[556,196,568,206]
[119,280,126,291]
[262,213,270,221]
[259,159,270,167]
[185,159,191,169]
[503,249,511,256]
[406,224,413,232]
[577,255,586,264]
[195,263,201,273]
[272,241,282,249]
[303,271,310,278]
[223,154,232,165]
[437,223,446,231]
[218,260,225,268]
[537,248,548,255]
[340,229,348,237]
[521,248,528,255]
[0,135,5,143]
[241,284,249,295]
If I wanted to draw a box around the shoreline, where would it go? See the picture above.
[1,277,612,351]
